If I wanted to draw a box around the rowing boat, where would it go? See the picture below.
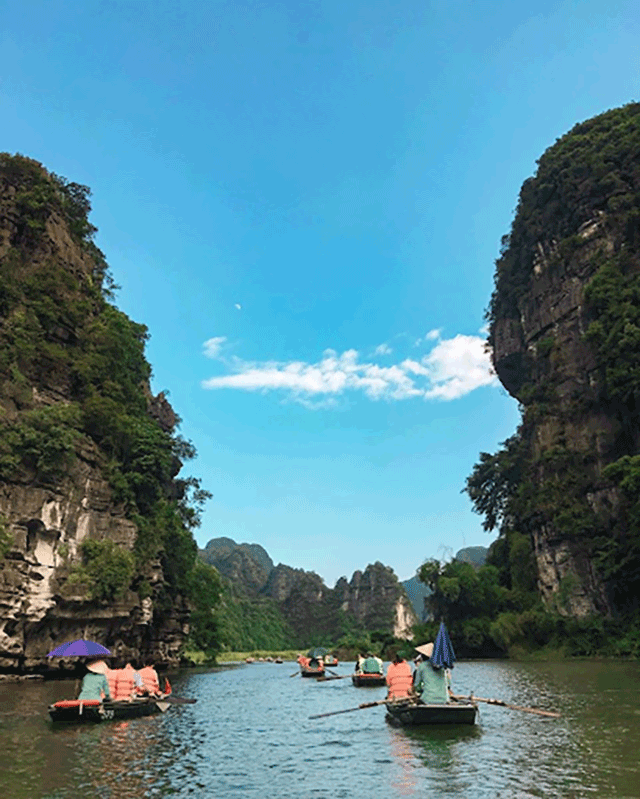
[385,699,478,726]
[48,697,170,723]
[300,664,325,678]
[352,672,386,687]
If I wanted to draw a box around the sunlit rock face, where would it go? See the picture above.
[0,158,188,672]
[489,105,640,618]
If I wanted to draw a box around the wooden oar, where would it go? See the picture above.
[161,694,197,705]
[450,693,560,718]
[310,698,392,718]
[316,674,352,681]
[289,670,299,677]
[325,668,340,677]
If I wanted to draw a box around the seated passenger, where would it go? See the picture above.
[385,651,413,700]
[362,653,383,674]
[139,660,161,696]
[77,659,111,702]
[413,642,450,704]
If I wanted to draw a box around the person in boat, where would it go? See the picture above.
[385,651,413,700]
[77,659,111,702]
[413,642,450,704]
[361,652,383,675]
[354,652,366,674]
[138,659,162,697]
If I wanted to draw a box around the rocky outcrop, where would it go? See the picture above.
[0,156,191,671]
[489,104,640,617]
[199,538,416,642]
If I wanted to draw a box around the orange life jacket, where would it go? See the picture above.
[139,666,160,694]
[113,667,136,700]
[386,661,413,699]
[105,668,118,699]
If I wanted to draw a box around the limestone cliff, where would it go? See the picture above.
[0,155,198,671]
[488,104,640,618]
[199,538,416,644]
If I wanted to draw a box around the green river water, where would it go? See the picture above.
[0,659,638,798]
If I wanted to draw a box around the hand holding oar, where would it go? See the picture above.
[450,693,560,718]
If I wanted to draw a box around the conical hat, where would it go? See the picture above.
[87,658,108,674]
[415,642,433,658]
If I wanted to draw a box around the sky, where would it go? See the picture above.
[2,0,639,585]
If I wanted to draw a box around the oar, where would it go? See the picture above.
[325,668,340,677]
[161,694,197,705]
[289,670,299,677]
[316,674,352,681]
[310,699,392,718]
[450,693,560,718]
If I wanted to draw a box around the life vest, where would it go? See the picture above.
[139,666,160,694]
[386,661,413,699]
[113,668,136,700]
[105,668,118,698]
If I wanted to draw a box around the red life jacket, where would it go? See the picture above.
[105,668,118,699]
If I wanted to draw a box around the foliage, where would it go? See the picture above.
[67,539,135,602]
[488,102,640,327]
[0,154,221,648]
[185,561,224,656]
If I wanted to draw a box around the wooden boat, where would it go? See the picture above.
[323,655,338,666]
[300,664,325,677]
[385,699,478,726]
[49,697,170,724]
[352,672,386,687]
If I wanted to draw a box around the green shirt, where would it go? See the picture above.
[414,661,449,703]
[78,672,111,701]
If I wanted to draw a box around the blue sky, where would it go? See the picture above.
[2,1,639,585]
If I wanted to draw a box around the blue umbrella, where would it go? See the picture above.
[431,622,456,669]
[47,639,111,657]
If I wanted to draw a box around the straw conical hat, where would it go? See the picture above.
[415,642,433,658]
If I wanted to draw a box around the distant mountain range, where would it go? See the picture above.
[199,537,417,647]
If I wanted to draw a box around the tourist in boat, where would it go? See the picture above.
[361,652,383,674]
[354,652,366,674]
[77,659,111,702]
[138,660,162,696]
[413,643,450,703]
[385,651,413,700]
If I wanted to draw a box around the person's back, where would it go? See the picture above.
[139,664,160,695]
[414,660,449,703]
[362,655,382,674]
[386,653,413,700]
[78,671,111,701]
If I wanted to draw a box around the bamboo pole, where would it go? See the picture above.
[450,693,560,718]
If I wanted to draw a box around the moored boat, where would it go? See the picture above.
[49,697,170,724]
[385,699,478,726]
[352,672,386,687]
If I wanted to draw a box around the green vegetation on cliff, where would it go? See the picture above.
[0,154,220,651]
[458,105,640,656]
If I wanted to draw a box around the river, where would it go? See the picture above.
[0,659,639,798]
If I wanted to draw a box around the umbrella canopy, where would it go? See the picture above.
[307,647,328,658]
[47,639,111,658]
[431,622,456,669]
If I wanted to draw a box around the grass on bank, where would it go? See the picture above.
[182,649,305,665]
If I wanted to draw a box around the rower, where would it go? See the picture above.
[77,659,111,702]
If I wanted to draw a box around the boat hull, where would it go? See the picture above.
[352,673,386,687]
[300,666,325,677]
[49,698,164,724]
[386,700,477,726]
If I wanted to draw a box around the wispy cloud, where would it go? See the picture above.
[373,343,393,356]
[203,336,227,359]
[202,332,497,405]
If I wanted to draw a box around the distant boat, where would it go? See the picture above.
[385,700,478,726]
[245,657,255,663]
[323,654,338,666]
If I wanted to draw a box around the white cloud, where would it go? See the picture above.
[425,328,441,341]
[373,343,393,356]
[202,333,497,405]
[235,303,242,310]
[203,336,227,359]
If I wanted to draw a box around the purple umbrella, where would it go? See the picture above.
[47,639,111,657]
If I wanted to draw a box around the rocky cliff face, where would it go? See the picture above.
[489,104,640,617]
[0,156,191,671]
[199,538,416,642]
